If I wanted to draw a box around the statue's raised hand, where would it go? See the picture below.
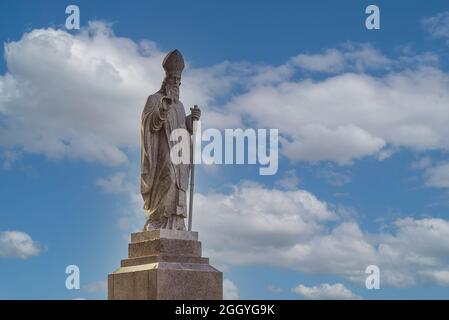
[190,105,201,121]
[160,96,173,117]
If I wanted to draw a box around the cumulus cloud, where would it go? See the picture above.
[292,49,345,73]
[1,150,20,170]
[274,169,300,190]
[292,43,391,73]
[410,156,432,170]
[424,162,449,188]
[408,157,449,190]
[116,188,147,232]
[317,166,351,186]
[194,183,449,288]
[227,66,449,164]
[267,285,283,294]
[0,22,240,165]
[422,11,449,44]
[2,23,449,166]
[83,280,107,293]
[292,283,361,300]
[2,21,449,290]
[0,231,42,259]
[195,182,338,260]
[0,23,150,165]
[96,172,146,231]
[282,124,385,165]
[96,172,127,193]
[223,279,239,300]
[0,22,449,165]
[419,269,449,286]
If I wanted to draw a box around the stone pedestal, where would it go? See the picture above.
[108,229,223,300]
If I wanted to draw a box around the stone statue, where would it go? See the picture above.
[110,50,222,300]
[140,49,201,231]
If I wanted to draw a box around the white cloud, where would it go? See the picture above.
[292,43,391,73]
[194,183,449,288]
[227,66,449,164]
[0,23,149,165]
[2,23,449,167]
[422,11,449,44]
[424,162,449,188]
[282,124,385,165]
[274,169,300,190]
[0,22,239,165]
[195,182,338,263]
[267,285,283,294]
[409,157,449,190]
[419,269,449,286]
[292,283,361,300]
[96,172,127,193]
[377,147,396,161]
[2,23,449,290]
[292,49,345,73]
[410,156,432,170]
[95,171,147,233]
[120,189,147,231]
[83,280,107,293]
[317,166,351,186]
[1,150,20,170]
[223,279,239,300]
[0,230,42,259]
[249,64,295,85]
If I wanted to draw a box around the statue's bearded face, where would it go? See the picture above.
[165,76,181,103]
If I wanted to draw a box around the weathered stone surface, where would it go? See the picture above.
[109,232,222,300]
[156,264,222,300]
[110,270,135,300]
[131,229,198,243]
[121,254,209,267]
[109,51,221,300]
[140,49,201,232]
[109,263,222,300]
[128,238,202,258]
[107,274,114,300]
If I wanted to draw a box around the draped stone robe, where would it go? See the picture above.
[140,92,192,230]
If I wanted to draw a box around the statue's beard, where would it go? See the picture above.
[166,85,179,103]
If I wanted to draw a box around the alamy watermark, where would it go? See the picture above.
[169,121,279,176]
[65,5,80,30]
[65,264,80,290]
[365,265,380,290]
[365,5,380,30]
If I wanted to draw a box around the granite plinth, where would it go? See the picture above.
[108,229,222,300]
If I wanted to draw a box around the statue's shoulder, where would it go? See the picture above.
[143,92,162,115]
[146,92,163,106]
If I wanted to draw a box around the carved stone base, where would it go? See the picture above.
[108,230,223,300]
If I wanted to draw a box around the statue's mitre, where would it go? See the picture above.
[162,49,185,77]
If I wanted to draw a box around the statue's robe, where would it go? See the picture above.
[140,92,192,230]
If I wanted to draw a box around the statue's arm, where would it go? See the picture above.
[148,99,167,132]
[149,109,166,132]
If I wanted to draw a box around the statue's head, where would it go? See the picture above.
[161,49,184,103]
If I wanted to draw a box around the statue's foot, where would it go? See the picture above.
[175,217,187,231]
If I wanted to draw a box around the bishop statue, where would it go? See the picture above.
[140,50,201,231]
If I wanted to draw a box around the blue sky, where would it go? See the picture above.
[1,0,449,300]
